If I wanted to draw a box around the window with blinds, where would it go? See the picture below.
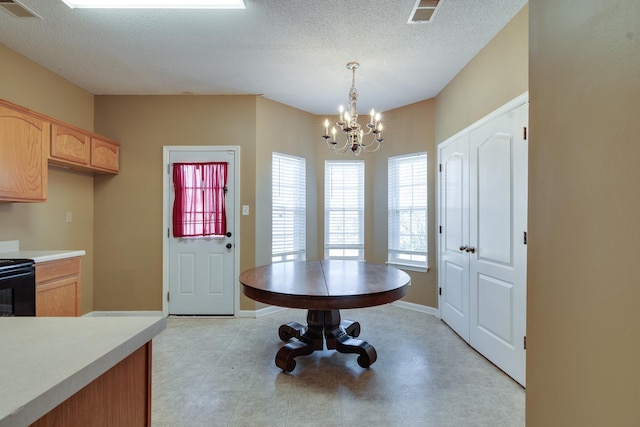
[272,153,306,262]
[388,152,428,269]
[324,160,365,260]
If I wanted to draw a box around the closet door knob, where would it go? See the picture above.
[459,245,468,252]
[465,246,476,253]
[226,243,232,249]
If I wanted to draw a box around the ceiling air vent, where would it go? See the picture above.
[408,0,442,24]
[0,0,41,18]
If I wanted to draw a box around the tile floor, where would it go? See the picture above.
[152,305,525,427]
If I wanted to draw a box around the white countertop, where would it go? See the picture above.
[0,316,166,427]
[0,240,85,263]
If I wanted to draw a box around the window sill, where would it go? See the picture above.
[385,262,429,274]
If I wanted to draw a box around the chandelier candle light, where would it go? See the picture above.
[322,62,384,155]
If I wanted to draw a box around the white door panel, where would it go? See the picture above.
[167,148,236,315]
[475,133,513,265]
[476,273,515,346]
[443,261,465,315]
[438,133,470,341]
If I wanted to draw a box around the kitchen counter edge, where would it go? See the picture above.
[0,250,86,263]
[0,316,166,427]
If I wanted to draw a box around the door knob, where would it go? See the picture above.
[465,246,476,253]
[459,245,468,251]
[226,232,232,237]
[226,243,232,249]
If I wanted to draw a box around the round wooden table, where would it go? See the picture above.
[239,260,410,372]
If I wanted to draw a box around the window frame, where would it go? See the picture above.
[324,160,365,260]
[271,152,306,263]
[387,152,428,271]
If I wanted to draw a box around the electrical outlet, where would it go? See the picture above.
[65,211,72,223]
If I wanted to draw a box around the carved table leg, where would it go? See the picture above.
[324,310,377,369]
[275,309,377,371]
[340,319,361,338]
[275,310,324,372]
[278,322,306,341]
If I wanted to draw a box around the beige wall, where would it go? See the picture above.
[431,3,528,309]
[255,97,319,266]
[435,4,529,144]
[1,2,528,316]
[253,97,318,309]
[371,99,437,306]
[527,1,640,424]
[86,0,528,314]
[0,44,96,314]
[93,95,257,311]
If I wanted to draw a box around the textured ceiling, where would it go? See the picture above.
[0,0,527,114]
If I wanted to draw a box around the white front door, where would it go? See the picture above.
[166,147,237,315]
[438,133,470,341]
[468,102,528,385]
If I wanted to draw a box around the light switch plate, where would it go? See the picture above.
[242,205,249,216]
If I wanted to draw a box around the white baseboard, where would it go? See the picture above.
[238,305,287,318]
[83,311,164,317]
[391,300,439,318]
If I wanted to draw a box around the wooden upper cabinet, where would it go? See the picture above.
[0,101,49,202]
[90,136,120,173]
[48,120,120,174]
[50,123,91,167]
[0,99,120,191]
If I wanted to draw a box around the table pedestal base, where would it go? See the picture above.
[276,309,377,372]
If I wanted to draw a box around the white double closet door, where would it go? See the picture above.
[438,96,528,386]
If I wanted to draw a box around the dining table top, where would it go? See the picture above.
[239,260,411,310]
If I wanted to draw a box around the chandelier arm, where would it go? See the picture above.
[335,139,352,154]
[363,139,381,153]
[326,138,350,153]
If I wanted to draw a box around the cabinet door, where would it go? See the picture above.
[0,103,49,202]
[50,123,91,166]
[91,137,119,173]
[36,276,80,317]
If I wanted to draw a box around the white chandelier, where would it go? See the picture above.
[322,62,384,155]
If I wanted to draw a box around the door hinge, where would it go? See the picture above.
[523,231,527,245]
[439,225,442,234]
[438,163,442,172]
[167,292,170,302]
[167,228,170,238]
[167,163,170,174]
[524,336,527,350]
[523,126,527,141]
[439,287,442,296]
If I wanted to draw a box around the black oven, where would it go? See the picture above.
[0,259,35,316]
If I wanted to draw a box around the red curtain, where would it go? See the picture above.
[172,162,227,237]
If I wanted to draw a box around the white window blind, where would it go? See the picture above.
[272,153,306,262]
[324,160,364,260]
[388,152,428,269]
